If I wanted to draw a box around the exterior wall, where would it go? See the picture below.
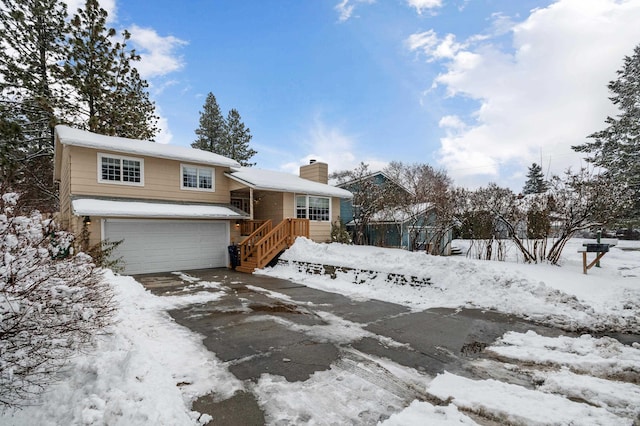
[338,198,353,225]
[252,192,338,243]
[309,222,331,242]
[331,198,341,223]
[230,223,242,244]
[69,215,102,248]
[68,146,231,204]
[59,144,72,229]
[254,192,286,224]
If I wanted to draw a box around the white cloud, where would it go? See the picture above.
[280,118,387,175]
[406,30,464,61]
[438,115,466,131]
[128,25,187,79]
[407,0,442,15]
[65,0,117,22]
[154,114,172,145]
[408,0,640,188]
[335,0,375,22]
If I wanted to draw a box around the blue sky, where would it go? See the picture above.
[68,0,640,190]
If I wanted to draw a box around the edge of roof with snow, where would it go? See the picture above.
[72,198,248,219]
[227,167,353,199]
[55,125,240,168]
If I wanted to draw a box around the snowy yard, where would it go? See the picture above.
[2,238,639,425]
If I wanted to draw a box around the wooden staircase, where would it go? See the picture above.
[236,218,310,273]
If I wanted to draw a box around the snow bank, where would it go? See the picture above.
[428,371,624,425]
[488,331,640,380]
[260,238,640,332]
[3,271,242,425]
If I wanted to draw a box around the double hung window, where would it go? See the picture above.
[181,164,214,191]
[98,153,143,185]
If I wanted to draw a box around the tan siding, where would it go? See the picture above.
[68,146,231,203]
[254,192,285,223]
[299,162,328,184]
[228,179,247,191]
[59,145,72,228]
[309,222,331,242]
[230,225,242,244]
[282,193,294,218]
[331,198,341,223]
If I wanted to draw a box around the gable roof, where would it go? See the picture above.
[227,167,353,199]
[335,170,412,195]
[54,125,240,168]
[370,202,434,223]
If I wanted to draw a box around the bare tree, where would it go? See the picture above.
[383,162,455,254]
[544,169,623,264]
[456,184,514,261]
[457,170,624,264]
[331,163,401,245]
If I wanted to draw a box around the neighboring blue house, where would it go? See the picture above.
[336,171,453,255]
[336,171,395,226]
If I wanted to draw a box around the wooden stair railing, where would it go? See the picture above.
[236,218,309,273]
[240,219,269,236]
[239,220,272,267]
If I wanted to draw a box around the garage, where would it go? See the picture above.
[103,219,229,274]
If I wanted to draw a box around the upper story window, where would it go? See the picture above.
[181,164,214,191]
[98,153,143,186]
[296,195,330,221]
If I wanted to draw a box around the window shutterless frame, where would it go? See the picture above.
[295,195,331,222]
[97,153,144,186]
[180,164,215,192]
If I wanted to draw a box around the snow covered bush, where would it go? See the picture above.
[0,193,113,409]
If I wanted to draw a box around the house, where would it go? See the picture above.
[53,126,352,274]
[337,171,452,254]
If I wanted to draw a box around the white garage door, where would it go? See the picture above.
[103,219,229,274]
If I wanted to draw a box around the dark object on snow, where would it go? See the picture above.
[585,243,609,253]
[228,244,240,270]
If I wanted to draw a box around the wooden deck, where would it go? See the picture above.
[236,218,310,273]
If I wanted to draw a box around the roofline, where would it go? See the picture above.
[336,170,413,195]
[55,125,241,168]
[225,170,353,199]
[224,171,258,189]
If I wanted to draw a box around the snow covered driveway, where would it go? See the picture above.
[3,238,638,425]
[147,265,638,425]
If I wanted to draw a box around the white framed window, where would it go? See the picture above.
[296,195,330,221]
[98,153,144,186]
[181,164,214,191]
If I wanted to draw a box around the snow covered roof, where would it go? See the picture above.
[72,198,248,219]
[55,125,240,168]
[369,203,434,223]
[227,167,353,199]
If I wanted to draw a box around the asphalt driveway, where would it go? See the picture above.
[135,268,563,425]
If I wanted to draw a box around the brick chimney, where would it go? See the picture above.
[299,159,328,184]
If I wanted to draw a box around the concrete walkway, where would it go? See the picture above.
[135,268,563,425]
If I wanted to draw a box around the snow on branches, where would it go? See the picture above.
[0,193,113,408]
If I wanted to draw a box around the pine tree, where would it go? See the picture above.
[522,163,547,194]
[64,0,157,140]
[0,0,69,211]
[225,108,256,166]
[573,44,640,217]
[192,92,226,152]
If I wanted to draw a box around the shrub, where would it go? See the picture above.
[0,193,114,408]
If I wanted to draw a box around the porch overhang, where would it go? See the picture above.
[72,198,250,219]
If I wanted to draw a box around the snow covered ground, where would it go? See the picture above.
[265,238,640,333]
[1,238,639,425]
